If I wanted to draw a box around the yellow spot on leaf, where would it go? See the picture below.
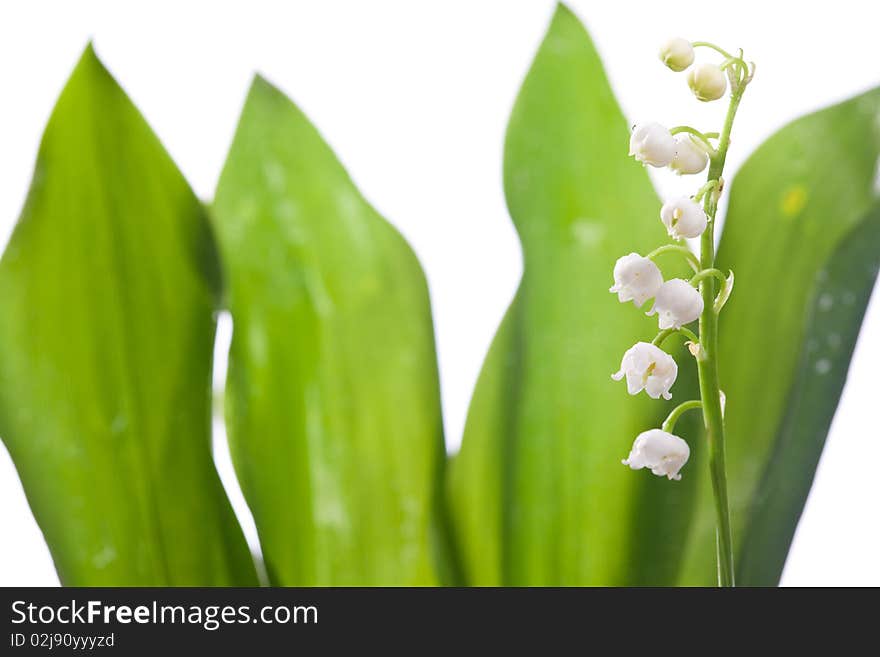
[781,186,808,218]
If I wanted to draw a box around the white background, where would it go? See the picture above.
[0,0,878,586]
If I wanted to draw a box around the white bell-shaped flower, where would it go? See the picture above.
[622,429,690,481]
[687,62,727,101]
[647,278,703,329]
[629,122,676,167]
[669,134,709,175]
[660,196,708,239]
[609,253,664,307]
[658,37,694,72]
[612,342,678,400]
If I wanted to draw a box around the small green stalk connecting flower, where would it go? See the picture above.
[670,125,718,154]
[694,179,720,203]
[652,326,699,347]
[662,400,703,433]
[689,268,728,286]
[690,41,734,59]
[646,244,701,272]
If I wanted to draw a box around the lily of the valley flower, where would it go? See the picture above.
[658,37,694,72]
[612,342,678,400]
[647,278,703,329]
[629,122,676,167]
[687,62,727,101]
[609,253,664,307]
[660,196,708,239]
[622,429,690,481]
[669,133,709,175]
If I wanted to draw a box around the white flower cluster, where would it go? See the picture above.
[608,36,745,482]
[609,252,702,482]
[629,123,709,175]
[610,256,703,330]
[629,37,734,181]
[659,37,727,102]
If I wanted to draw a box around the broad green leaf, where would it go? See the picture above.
[678,89,880,585]
[737,203,880,584]
[447,4,695,585]
[211,76,451,585]
[0,46,256,585]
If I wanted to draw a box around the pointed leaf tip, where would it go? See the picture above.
[212,78,449,585]
[0,45,257,585]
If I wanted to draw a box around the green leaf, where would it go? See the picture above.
[0,45,256,585]
[211,76,451,585]
[447,4,694,585]
[677,89,880,585]
[737,203,880,584]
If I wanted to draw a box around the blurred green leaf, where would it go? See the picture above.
[211,76,451,585]
[678,90,880,585]
[447,4,695,585]
[0,45,256,585]
[736,203,880,584]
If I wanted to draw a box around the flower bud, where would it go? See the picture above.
[687,62,727,101]
[658,37,694,72]
[629,122,676,167]
[609,253,664,307]
[669,134,709,175]
[612,342,678,400]
[622,429,690,481]
[660,196,708,239]
[647,278,703,329]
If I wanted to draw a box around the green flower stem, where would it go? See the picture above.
[697,77,747,588]
[646,244,700,272]
[662,400,704,434]
[652,326,699,348]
